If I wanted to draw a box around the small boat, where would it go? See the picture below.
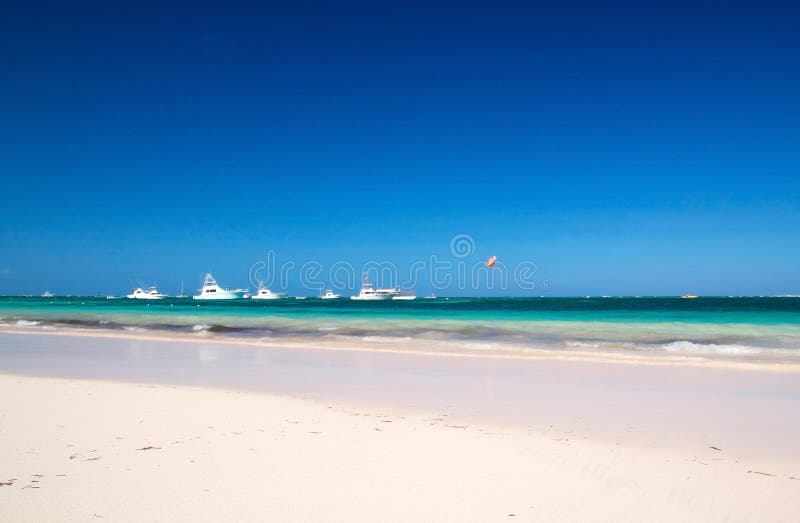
[127,286,167,300]
[193,274,247,300]
[423,294,436,299]
[351,275,392,301]
[251,286,288,300]
[175,282,187,298]
[320,289,343,300]
[41,291,54,298]
[294,296,307,300]
[682,294,699,299]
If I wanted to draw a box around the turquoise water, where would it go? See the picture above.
[2,296,800,357]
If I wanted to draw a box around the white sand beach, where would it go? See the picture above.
[1,331,799,521]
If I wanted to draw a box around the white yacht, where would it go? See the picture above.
[251,286,288,300]
[351,275,392,301]
[127,286,167,300]
[41,291,54,298]
[193,274,247,300]
[377,287,416,300]
[320,289,343,300]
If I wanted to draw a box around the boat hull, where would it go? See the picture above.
[251,293,288,300]
[192,291,247,300]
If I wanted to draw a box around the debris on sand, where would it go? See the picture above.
[748,470,775,477]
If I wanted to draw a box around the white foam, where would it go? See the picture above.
[192,324,212,331]
[16,320,41,326]
[565,341,601,349]
[655,341,761,355]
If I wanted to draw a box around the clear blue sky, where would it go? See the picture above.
[1,1,798,296]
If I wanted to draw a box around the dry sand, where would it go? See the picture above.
[1,375,798,521]
[1,331,799,521]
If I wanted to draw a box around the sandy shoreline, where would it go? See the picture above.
[1,331,799,521]
[3,324,800,371]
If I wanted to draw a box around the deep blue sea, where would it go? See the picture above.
[2,296,799,358]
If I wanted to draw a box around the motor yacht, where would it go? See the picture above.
[351,275,392,300]
[376,287,416,300]
[127,286,167,299]
[193,274,247,300]
[251,286,289,300]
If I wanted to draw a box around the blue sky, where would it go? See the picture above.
[1,1,798,296]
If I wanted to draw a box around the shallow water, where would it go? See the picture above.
[1,296,799,359]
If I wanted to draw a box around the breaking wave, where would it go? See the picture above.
[1,296,799,361]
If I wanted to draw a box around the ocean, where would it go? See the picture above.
[2,296,799,360]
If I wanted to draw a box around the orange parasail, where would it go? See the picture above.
[485,255,497,268]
